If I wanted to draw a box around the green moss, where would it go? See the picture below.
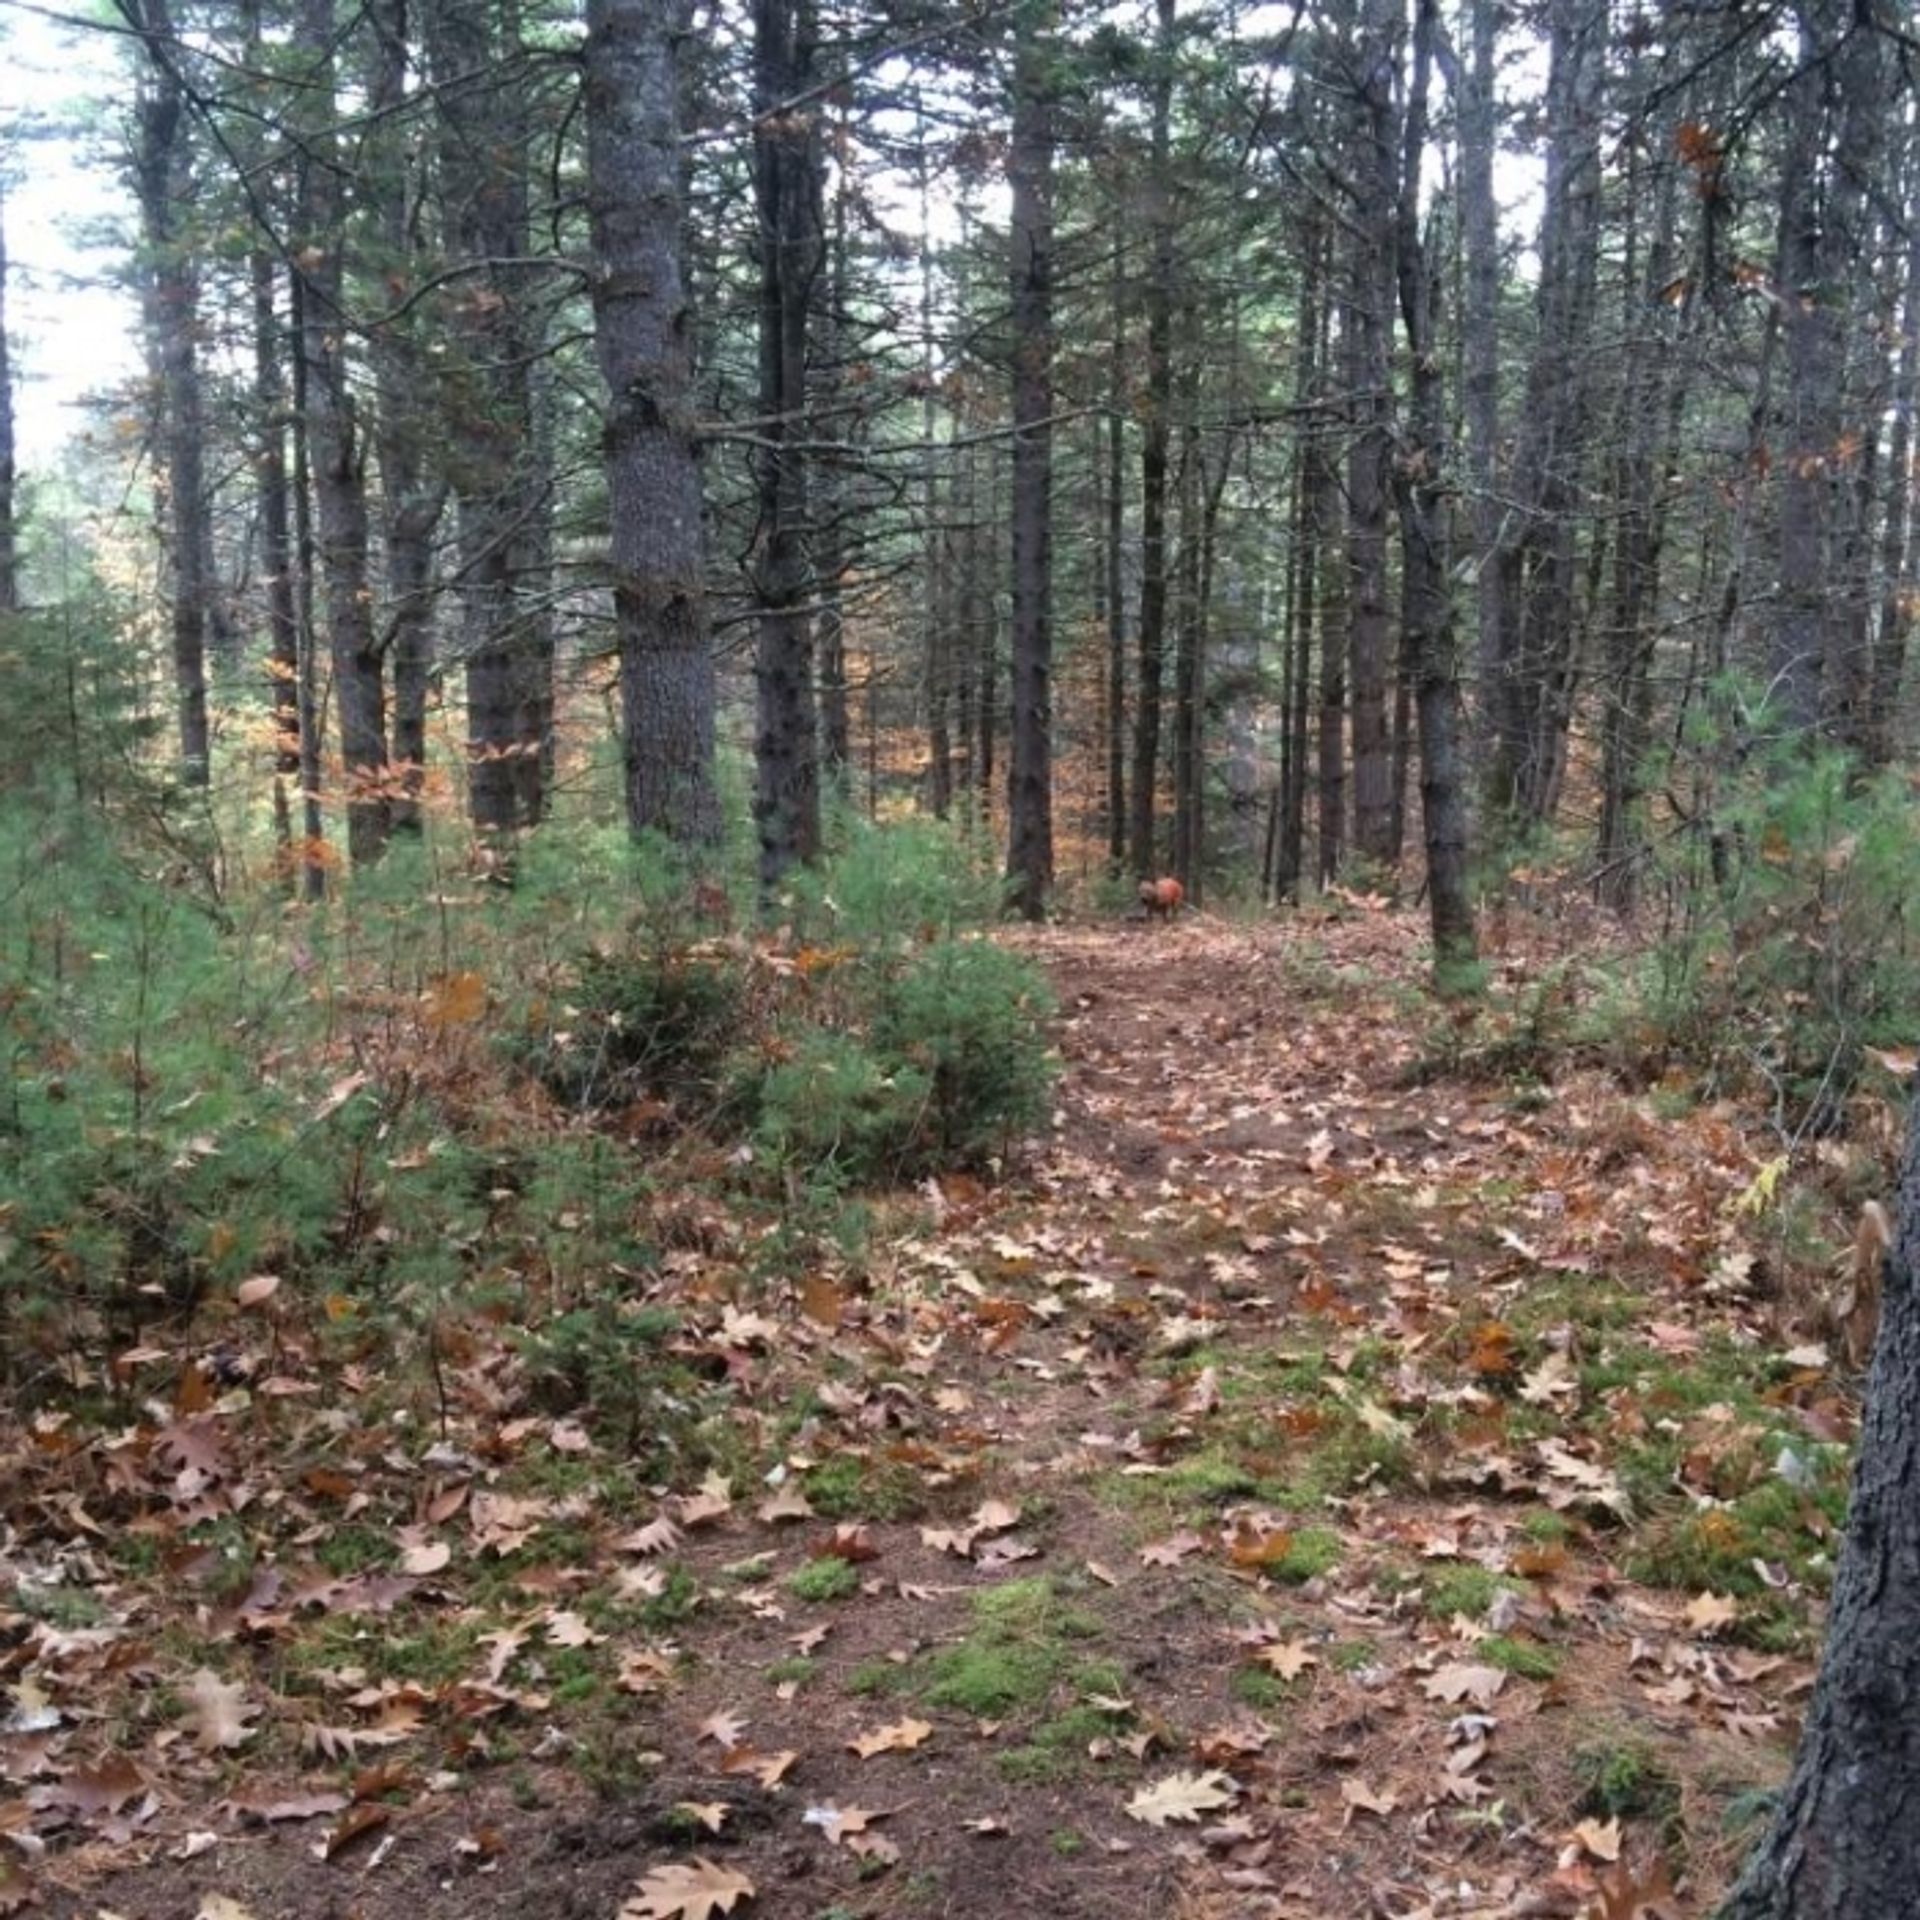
[1423,1566,1520,1620]
[1480,1635,1560,1681]
[787,1555,861,1603]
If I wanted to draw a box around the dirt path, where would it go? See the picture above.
[23,914,1824,1920]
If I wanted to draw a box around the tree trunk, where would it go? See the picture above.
[1345,0,1400,869]
[430,0,550,846]
[1128,0,1176,881]
[1459,0,1502,774]
[289,267,327,898]
[1721,1078,1920,1918]
[0,185,15,615]
[583,0,722,850]
[130,0,214,786]
[815,107,853,792]
[1003,0,1055,921]
[1105,238,1128,870]
[1867,147,1920,769]
[1485,0,1605,830]
[1394,0,1476,976]
[295,0,391,865]
[752,0,823,893]
[252,245,303,872]
[372,0,446,841]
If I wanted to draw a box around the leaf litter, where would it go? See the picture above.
[0,911,1864,1917]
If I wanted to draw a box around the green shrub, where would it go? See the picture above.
[874,938,1056,1165]
[1623,746,1920,1130]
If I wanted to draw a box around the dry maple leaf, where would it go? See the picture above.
[185,1668,259,1751]
[1685,1591,1739,1636]
[848,1717,932,1759]
[1125,1769,1238,1827]
[1569,1814,1623,1863]
[618,1857,755,1920]
[1256,1638,1317,1680]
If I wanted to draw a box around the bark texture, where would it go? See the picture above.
[584,0,722,850]
[130,0,215,784]
[295,0,391,864]
[0,184,15,616]
[1722,1079,1920,1918]
[1003,0,1055,921]
[751,0,823,892]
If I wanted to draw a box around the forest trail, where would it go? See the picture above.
[34,909,1831,1920]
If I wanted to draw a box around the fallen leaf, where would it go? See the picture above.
[1139,1531,1205,1567]
[848,1718,932,1759]
[1256,1638,1317,1681]
[1686,1591,1739,1636]
[1419,1663,1508,1708]
[1571,1814,1623,1863]
[618,1857,756,1920]
[185,1669,259,1752]
[1340,1776,1398,1821]
[1126,1770,1238,1827]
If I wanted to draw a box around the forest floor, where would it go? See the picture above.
[6,903,1886,1920]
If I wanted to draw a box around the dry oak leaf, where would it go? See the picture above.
[1340,1776,1399,1821]
[185,1669,259,1751]
[1419,1663,1508,1709]
[196,1900,259,1920]
[618,1857,755,1920]
[673,1802,730,1835]
[1139,1530,1205,1568]
[1125,1769,1239,1827]
[848,1718,932,1759]
[802,1802,882,1844]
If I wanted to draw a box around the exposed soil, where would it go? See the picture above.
[9,909,1845,1920]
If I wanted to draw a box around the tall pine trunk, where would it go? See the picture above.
[584,0,722,849]
[1003,0,1055,921]
[295,0,391,865]
[1722,1080,1920,1917]
[131,0,215,786]
[751,0,824,893]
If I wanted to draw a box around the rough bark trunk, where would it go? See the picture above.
[430,0,549,845]
[1721,1078,1920,1917]
[1105,239,1128,870]
[752,0,823,893]
[1128,0,1175,881]
[1003,0,1055,921]
[1485,0,1604,829]
[1459,0,1502,772]
[1345,0,1400,869]
[252,245,302,869]
[130,0,214,785]
[1596,81,1687,914]
[289,268,327,898]
[295,0,391,865]
[1394,0,1476,975]
[583,0,722,850]
[0,185,15,615]
[814,112,852,792]
[371,0,446,841]
[1866,151,1920,770]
